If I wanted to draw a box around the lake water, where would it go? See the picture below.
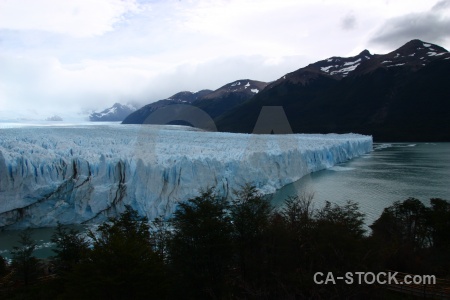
[1,142,449,259]
[271,143,450,226]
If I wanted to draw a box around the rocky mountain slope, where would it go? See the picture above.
[120,39,449,141]
[122,80,267,124]
[122,90,212,124]
[216,39,450,141]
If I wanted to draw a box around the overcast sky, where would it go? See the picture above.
[1,0,450,121]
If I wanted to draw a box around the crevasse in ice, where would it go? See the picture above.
[0,124,372,228]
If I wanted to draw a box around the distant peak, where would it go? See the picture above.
[395,39,448,54]
[411,38,424,42]
[399,39,436,49]
[171,91,193,97]
[359,49,371,56]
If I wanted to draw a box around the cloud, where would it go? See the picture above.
[0,52,309,120]
[0,0,139,37]
[0,54,153,118]
[153,54,310,93]
[432,0,450,11]
[0,0,366,120]
[369,0,450,49]
[341,13,357,30]
[4,0,446,121]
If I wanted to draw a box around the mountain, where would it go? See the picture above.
[193,80,268,118]
[45,115,63,121]
[122,90,212,124]
[90,103,138,122]
[216,39,450,142]
[122,80,268,125]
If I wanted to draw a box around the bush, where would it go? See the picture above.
[62,206,167,300]
[168,188,233,299]
[10,229,39,285]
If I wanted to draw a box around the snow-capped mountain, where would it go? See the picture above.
[122,80,268,124]
[90,103,138,122]
[122,90,212,124]
[122,39,450,141]
[269,49,373,87]
[267,39,449,88]
[199,79,267,99]
[352,39,449,75]
[217,39,450,142]
[194,79,268,119]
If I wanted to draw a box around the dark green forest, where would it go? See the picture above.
[1,185,449,299]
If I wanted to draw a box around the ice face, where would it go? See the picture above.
[0,124,372,228]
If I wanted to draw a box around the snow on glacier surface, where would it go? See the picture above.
[0,124,372,228]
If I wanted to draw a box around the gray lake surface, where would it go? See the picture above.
[271,143,450,226]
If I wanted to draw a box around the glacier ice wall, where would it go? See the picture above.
[0,124,372,228]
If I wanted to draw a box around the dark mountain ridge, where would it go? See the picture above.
[193,80,268,119]
[121,39,449,141]
[122,90,212,124]
[215,39,450,141]
[122,80,268,124]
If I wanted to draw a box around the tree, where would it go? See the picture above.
[168,188,233,299]
[230,184,273,243]
[11,229,39,285]
[428,198,450,249]
[281,192,315,229]
[149,216,172,262]
[370,198,430,250]
[51,223,89,274]
[304,201,383,298]
[280,192,316,247]
[316,200,366,238]
[229,184,273,296]
[423,198,450,276]
[63,206,167,300]
[272,193,317,296]
[370,198,432,274]
[0,255,8,277]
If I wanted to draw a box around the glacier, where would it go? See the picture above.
[0,124,372,229]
